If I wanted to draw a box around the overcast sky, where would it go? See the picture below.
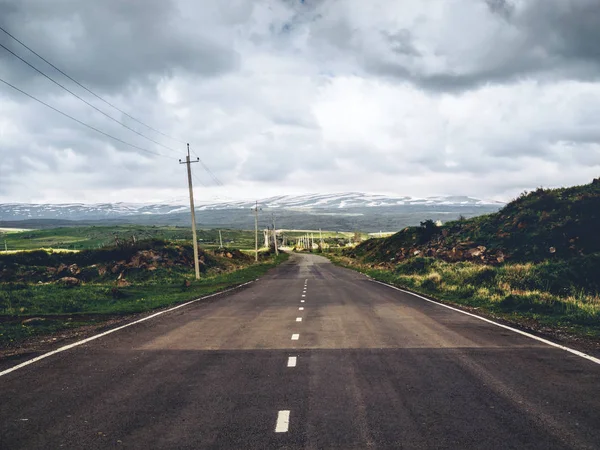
[1,0,599,204]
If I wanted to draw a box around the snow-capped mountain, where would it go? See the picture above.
[0,193,503,220]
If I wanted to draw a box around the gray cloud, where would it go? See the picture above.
[1,0,599,204]
[0,0,238,93]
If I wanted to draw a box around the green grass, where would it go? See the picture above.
[0,226,259,251]
[326,254,600,341]
[0,250,288,346]
[0,225,359,252]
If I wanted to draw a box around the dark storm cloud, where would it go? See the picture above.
[0,0,238,93]
[308,0,600,92]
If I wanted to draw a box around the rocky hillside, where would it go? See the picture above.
[0,240,253,285]
[349,179,600,265]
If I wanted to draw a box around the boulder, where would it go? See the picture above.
[57,277,81,287]
[116,278,130,287]
[22,317,46,325]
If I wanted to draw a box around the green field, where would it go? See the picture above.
[0,226,258,251]
[0,226,367,252]
[0,237,288,346]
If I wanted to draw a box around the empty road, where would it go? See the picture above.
[1,253,599,449]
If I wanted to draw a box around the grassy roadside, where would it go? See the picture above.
[324,252,600,343]
[0,252,288,347]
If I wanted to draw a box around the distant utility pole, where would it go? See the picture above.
[219,230,223,249]
[319,228,323,248]
[272,214,279,256]
[3,240,7,252]
[252,201,261,262]
[179,143,200,280]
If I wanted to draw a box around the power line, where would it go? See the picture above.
[0,24,185,145]
[188,146,223,186]
[0,41,182,156]
[0,76,171,159]
[0,29,224,184]
[192,172,208,188]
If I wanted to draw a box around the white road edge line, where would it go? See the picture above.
[0,280,256,378]
[370,279,600,366]
[296,317,302,322]
[287,356,297,367]
[291,333,300,340]
[275,410,290,432]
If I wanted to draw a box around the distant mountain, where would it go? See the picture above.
[0,193,503,220]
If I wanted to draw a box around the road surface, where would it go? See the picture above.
[1,253,599,449]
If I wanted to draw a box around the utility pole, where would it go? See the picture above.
[272,214,279,256]
[252,201,261,262]
[3,240,7,252]
[219,230,223,249]
[319,228,323,249]
[179,143,200,280]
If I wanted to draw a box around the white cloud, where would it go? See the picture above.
[1,0,599,204]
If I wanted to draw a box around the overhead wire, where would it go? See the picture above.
[192,172,208,188]
[0,27,224,184]
[0,77,170,159]
[0,24,185,145]
[0,41,183,157]
[189,146,223,186]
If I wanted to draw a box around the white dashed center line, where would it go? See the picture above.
[301,300,305,303]
[302,294,306,297]
[299,307,304,311]
[287,356,297,367]
[275,410,290,432]
[291,333,300,340]
[296,317,302,322]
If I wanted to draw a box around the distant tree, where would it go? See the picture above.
[418,219,439,244]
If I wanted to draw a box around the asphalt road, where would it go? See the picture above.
[1,253,599,449]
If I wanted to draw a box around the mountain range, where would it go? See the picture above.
[0,193,504,232]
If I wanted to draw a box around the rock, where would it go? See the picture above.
[116,278,130,287]
[549,247,556,254]
[22,317,45,325]
[467,248,483,258]
[68,264,80,275]
[413,250,421,256]
[97,266,107,276]
[57,277,81,287]
[226,252,233,259]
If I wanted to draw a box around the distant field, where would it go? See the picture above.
[0,226,256,251]
[0,226,368,252]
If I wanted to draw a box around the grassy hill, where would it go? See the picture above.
[335,179,600,344]
[351,178,600,264]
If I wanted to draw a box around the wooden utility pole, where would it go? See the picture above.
[179,143,200,279]
[272,214,279,256]
[252,201,261,262]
